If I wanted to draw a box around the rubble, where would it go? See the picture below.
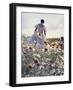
[21,36,64,77]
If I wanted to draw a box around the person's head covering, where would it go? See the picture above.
[41,19,45,23]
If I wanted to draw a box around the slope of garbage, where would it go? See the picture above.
[21,35,64,77]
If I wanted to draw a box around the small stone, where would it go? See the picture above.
[27,64,33,69]
[29,46,33,50]
[49,69,56,75]
[33,53,41,58]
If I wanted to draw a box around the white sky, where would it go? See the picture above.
[21,12,64,38]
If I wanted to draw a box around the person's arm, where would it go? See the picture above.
[44,30,46,36]
[34,24,38,32]
[35,27,37,32]
[44,26,46,36]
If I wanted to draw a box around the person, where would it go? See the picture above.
[28,19,46,48]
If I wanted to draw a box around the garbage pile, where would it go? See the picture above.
[21,36,64,77]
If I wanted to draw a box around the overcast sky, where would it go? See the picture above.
[21,12,64,38]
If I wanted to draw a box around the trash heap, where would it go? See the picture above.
[21,36,64,77]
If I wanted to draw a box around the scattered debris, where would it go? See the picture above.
[21,36,64,77]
